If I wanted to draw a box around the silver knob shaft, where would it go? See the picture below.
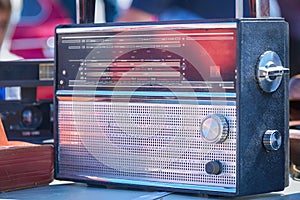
[263,130,282,151]
[200,114,229,144]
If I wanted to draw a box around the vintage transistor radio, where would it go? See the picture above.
[54,0,289,196]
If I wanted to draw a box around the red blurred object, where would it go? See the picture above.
[10,0,73,59]
[0,118,54,192]
[37,86,54,100]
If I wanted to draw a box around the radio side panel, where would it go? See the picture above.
[236,19,289,195]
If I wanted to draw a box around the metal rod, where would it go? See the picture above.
[76,0,96,24]
[236,0,244,18]
[249,0,270,18]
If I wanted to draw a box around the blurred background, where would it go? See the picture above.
[8,0,289,59]
[9,0,133,59]
[7,0,299,77]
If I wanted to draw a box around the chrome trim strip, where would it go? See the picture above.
[56,90,237,98]
[56,22,237,34]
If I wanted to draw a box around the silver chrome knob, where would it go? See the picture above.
[200,114,229,144]
[263,130,282,151]
[256,51,289,93]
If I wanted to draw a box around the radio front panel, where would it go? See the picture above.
[56,22,238,193]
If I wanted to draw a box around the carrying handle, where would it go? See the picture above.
[236,0,270,18]
[77,0,271,24]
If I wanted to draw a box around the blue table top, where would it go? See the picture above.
[0,178,299,200]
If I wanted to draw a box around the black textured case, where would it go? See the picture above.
[236,18,289,195]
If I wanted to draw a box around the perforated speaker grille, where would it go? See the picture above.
[57,100,236,190]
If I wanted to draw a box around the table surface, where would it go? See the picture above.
[0,178,299,200]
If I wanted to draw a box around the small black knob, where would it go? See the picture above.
[205,160,222,175]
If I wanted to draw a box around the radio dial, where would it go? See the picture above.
[200,114,229,144]
[256,51,289,93]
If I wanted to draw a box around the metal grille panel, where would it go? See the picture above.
[57,100,237,189]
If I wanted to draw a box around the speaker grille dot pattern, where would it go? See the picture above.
[57,100,237,189]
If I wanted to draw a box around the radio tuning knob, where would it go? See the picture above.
[200,114,229,144]
[263,130,282,151]
[256,51,289,93]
